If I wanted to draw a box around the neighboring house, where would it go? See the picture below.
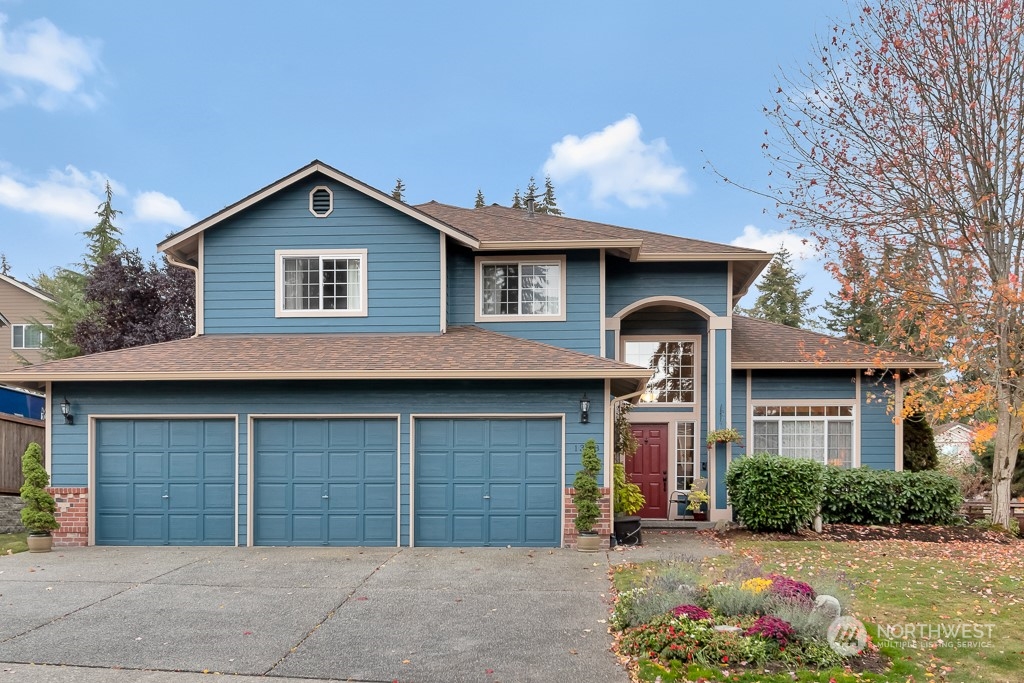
[0,161,939,548]
[0,273,54,372]
[934,422,975,465]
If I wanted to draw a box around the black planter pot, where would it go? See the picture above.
[613,515,642,546]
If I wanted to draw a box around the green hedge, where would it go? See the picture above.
[727,454,964,531]
[725,453,825,533]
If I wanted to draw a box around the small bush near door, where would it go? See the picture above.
[725,453,824,533]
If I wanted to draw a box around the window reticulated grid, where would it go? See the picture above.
[752,405,854,467]
[481,262,561,316]
[676,422,697,492]
[283,257,321,310]
[625,341,696,404]
[321,258,360,310]
[311,188,332,216]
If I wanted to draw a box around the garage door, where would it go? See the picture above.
[253,418,398,546]
[414,418,561,547]
[95,419,235,546]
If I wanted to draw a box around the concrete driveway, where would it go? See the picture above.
[0,545,630,683]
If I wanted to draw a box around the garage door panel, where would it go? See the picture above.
[256,482,287,509]
[95,419,236,546]
[414,418,561,547]
[453,452,484,478]
[253,418,398,546]
[256,516,287,543]
[169,452,200,478]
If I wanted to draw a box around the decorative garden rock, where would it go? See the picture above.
[713,625,743,633]
[813,594,842,618]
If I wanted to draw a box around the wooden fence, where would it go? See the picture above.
[961,501,1024,526]
[0,414,45,495]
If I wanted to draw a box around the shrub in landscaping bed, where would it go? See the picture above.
[744,615,796,646]
[821,466,962,525]
[672,604,712,621]
[766,574,816,602]
[704,583,771,616]
[726,453,825,532]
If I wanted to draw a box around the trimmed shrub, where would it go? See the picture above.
[725,453,825,533]
[20,442,59,534]
[900,470,963,524]
[705,584,771,617]
[821,467,903,525]
[821,466,962,525]
[572,439,601,533]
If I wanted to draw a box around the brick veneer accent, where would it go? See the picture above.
[563,486,612,549]
[48,487,89,547]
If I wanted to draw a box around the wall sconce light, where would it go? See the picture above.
[579,393,591,424]
[60,397,74,425]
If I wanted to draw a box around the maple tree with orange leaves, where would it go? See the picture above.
[762,0,1024,528]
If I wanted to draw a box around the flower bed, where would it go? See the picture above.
[611,559,883,679]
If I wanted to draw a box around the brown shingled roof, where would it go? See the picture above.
[415,202,770,259]
[731,316,941,369]
[0,326,650,394]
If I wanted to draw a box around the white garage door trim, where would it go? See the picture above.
[246,414,402,548]
[409,413,566,548]
[88,414,240,547]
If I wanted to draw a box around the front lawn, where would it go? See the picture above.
[612,536,1023,683]
[0,531,28,554]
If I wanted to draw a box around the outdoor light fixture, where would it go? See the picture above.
[579,393,591,424]
[60,397,74,425]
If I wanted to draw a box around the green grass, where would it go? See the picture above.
[614,538,1024,683]
[0,531,28,554]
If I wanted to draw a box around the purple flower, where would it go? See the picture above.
[766,574,817,601]
[672,604,713,621]
[744,615,796,645]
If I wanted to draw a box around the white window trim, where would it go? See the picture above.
[308,185,334,217]
[11,323,52,349]
[474,255,567,322]
[274,248,368,318]
[621,334,701,407]
[748,400,858,467]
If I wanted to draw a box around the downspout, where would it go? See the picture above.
[164,252,202,338]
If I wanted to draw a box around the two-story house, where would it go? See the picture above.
[0,161,937,548]
[0,274,52,420]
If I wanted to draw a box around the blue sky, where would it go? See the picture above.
[0,1,847,306]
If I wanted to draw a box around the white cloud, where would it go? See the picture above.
[730,224,816,260]
[0,165,110,223]
[133,191,195,227]
[0,14,102,109]
[543,115,690,208]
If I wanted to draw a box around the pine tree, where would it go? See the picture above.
[0,252,10,276]
[80,182,124,271]
[742,247,812,328]
[391,179,406,202]
[902,414,939,471]
[474,189,486,209]
[538,175,563,215]
[820,243,887,345]
[511,188,523,209]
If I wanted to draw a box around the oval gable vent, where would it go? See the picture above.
[309,186,333,217]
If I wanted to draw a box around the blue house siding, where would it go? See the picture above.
[605,257,730,317]
[446,245,601,354]
[52,379,605,546]
[860,376,897,469]
[749,370,857,400]
[203,177,441,334]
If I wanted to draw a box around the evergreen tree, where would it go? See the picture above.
[902,414,939,471]
[538,175,563,215]
[474,189,486,209]
[511,188,523,209]
[523,176,539,210]
[820,243,888,345]
[80,182,124,270]
[742,247,812,328]
[0,252,10,276]
[391,178,406,202]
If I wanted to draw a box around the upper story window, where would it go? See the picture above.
[309,186,333,217]
[274,249,368,318]
[624,337,699,405]
[475,256,566,322]
[12,323,51,349]
[751,404,855,468]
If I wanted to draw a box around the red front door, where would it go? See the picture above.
[627,423,668,518]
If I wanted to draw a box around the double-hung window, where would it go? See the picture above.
[751,404,855,467]
[275,249,367,317]
[476,256,566,321]
[11,323,50,349]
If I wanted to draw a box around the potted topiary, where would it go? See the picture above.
[612,463,645,546]
[20,442,59,553]
[573,439,603,552]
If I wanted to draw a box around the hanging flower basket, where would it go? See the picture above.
[705,428,743,447]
